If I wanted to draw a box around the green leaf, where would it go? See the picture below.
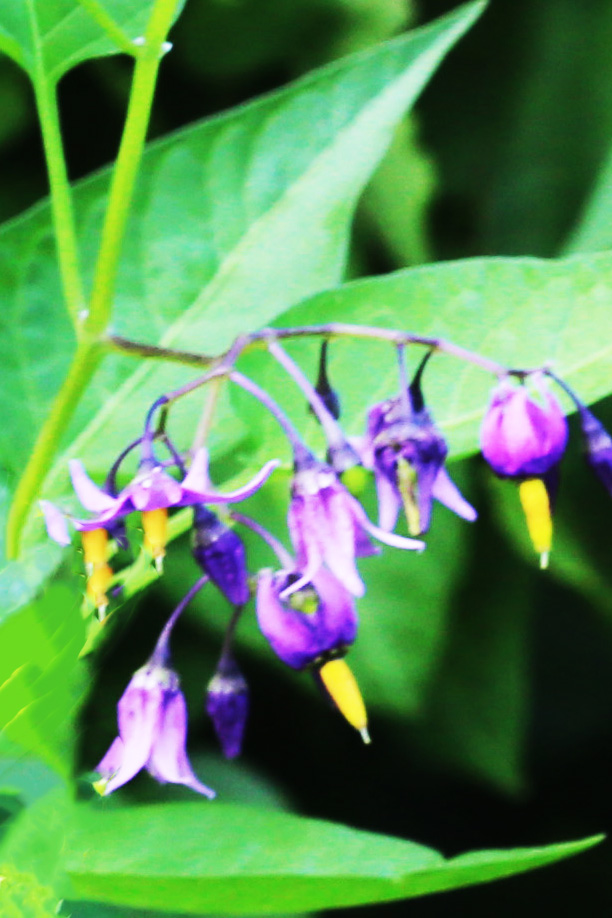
[0,3,487,531]
[0,581,86,775]
[0,0,186,84]
[260,252,612,463]
[63,801,602,914]
[564,143,612,254]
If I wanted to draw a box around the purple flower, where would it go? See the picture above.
[206,653,249,759]
[192,506,250,606]
[41,448,279,545]
[366,395,476,536]
[256,567,370,740]
[256,567,358,670]
[95,661,215,798]
[480,376,568,478]
[577,404,612,494]
[287,455,424,598]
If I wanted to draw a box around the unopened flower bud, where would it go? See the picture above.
[192,506,249,606]
[206,654,249,759]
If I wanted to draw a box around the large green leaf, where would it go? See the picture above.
[252,252,612,464]
[63,801,601,914]
[0,0,186,84]
[0,3,486,531]
[0,581,85,774]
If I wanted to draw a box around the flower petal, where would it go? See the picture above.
[432,468,477,522]
[40,500,71,546]
[374,469,401,532]
[193,459,280,505]
[361,515,425,552]
[180,447,211,496]
[147,688,215,798]
[100,675,163,794]
[69,460,118,513]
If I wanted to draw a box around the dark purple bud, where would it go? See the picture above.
[578,405,612,494]
[311,340,341,420]
[256,567,358,670]
[480,376,568,478]
[192,506,250,607]
[206,654,249,759]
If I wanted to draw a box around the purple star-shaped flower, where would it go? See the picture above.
[41,448,279,546]
[480,376,568,478]
[256,567,358,670]
[365,395,476,535]
[95,661,215,797]
[287,455,424,598]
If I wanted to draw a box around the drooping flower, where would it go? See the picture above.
[95,660,215,797]
[287,452,424,598]
[364,352,476,537]
[480,375,568,567]
[192,506,250,606]
[256,567,368,740]
[206,652,249,759]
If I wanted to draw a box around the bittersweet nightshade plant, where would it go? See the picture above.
[2,0,610,913]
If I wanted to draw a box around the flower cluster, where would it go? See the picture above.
[41,327,612,798]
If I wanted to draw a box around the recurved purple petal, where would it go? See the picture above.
[201,460,281,505]
[432,468,477,521]
[69,460,118,513]
[40,500,71,546]
[147,688,215,798]
[361,515,425,552]
[180,447,211,496]
[374,469,401,532]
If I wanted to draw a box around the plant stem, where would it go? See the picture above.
[151,573,209,666]
[86,0,178,339]
[108,322,529,378]
[6,340,104,556]
[267,340,347,449]
[7,0,178,558]
[76,0,138,57]
[34,78,85,325]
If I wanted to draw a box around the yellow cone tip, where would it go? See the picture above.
[92,778,109,797]
[359,726,371,745]
[319,658,368,736]
[154,554,164,574]
[518,478,553,562]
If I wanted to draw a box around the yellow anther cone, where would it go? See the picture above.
[81,527,109,572]
[142,508,168,568]
[319,658,370,743]
[86,563,113,618]
[518,478,553,569]
[397,457,421,537]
